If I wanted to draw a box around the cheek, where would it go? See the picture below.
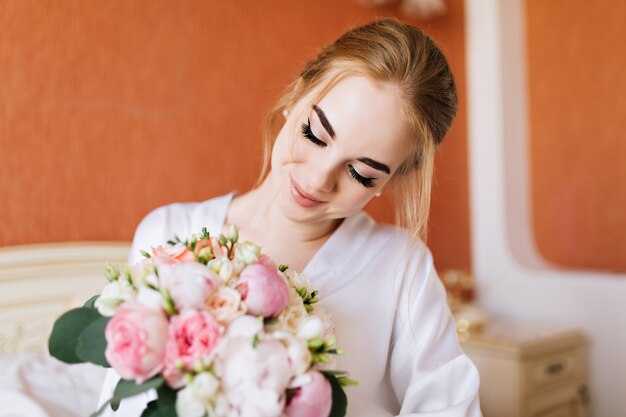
[334,184,375,211]
[270,124,306,168]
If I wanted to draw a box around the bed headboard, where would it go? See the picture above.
[0,242,130,353]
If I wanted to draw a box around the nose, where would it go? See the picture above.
[306,159,338,194]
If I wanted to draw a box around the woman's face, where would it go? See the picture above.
[270,75,412,224]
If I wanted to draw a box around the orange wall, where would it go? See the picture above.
[527,0,626,271]
[0,0,470,271]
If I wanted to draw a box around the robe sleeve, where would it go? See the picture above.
[388,243,482,416]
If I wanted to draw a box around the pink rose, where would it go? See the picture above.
[285,371,332,417]
[207,286,245,323]
[104,302,168,383]
[210,237,228,258]
[163,310,223,388]
[236,263,290,318]
[158,263,219,312]
[152,244,196,263]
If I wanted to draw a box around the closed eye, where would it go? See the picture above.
[348,164,376,188]
[301,118,327,147]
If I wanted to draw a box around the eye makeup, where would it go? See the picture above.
[300,118,326,147]
[300,116,378,189]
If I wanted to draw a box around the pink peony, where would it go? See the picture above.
[285,371,333,417]
[236,263,290,318]
[104,302,168,383]
[163,310,223,388]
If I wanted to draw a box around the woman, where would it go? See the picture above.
[99,18,481,416]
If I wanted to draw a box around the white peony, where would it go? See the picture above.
[226,315,264,339]
[157,263,218,312]
[214,336,291,417]
[95,279,136,316]
[273,332,311,376]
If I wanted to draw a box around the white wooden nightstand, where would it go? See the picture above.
[459,319,589,417]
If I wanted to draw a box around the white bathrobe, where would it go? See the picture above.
[98,193,482,416]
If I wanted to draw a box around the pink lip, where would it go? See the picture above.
[290,178,324,208]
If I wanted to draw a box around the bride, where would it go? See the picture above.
[99,17,481,417]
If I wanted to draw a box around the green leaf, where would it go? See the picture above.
[90,399,111,417]
[48,307,101,364]
[76,315,111,367]
[111,377,165,411]
[323,373,348,417]
[140,400,162,417]
[83,295,99,309]
[157,385,178,417]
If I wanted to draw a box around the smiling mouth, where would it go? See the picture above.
[290,178,324,207]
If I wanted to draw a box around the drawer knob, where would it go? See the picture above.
[545,362,564,374]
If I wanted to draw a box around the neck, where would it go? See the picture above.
[230,175,342,246]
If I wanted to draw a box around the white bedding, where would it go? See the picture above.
[0,352,106,417]
[0,242,129,416]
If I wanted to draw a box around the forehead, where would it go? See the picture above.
[313,76,412,170]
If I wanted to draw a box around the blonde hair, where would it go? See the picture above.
[257,18,457,241]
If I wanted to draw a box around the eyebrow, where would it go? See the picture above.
[312,104,392,175]
[312,105,335,138]
[357,157,391,174]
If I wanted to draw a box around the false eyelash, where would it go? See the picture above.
[301,119,326,147]
[348,164,376,188]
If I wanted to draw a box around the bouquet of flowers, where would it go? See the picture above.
[48,226,355,417]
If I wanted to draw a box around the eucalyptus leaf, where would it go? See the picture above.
[111,377,164,411]
[48,307,101,364]
[323,373,348,417]
[76,315,111,367]
[90,399,110,417]
[83,295,99,309]
[140,400,162,417]
[157,385,178,417]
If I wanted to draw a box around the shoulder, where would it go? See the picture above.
[361,213,431,268]
[128,193,234,264]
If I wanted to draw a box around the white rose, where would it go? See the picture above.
[232,259,246,276]
[296,316,324,340]
[95,279,136,316]
[208,287,245,323]
[219,260,234,283]
[191,372,219,400]
[176,385,207,417]
[275,289,307,333]
[234,241,261,265]
[208,256,235,284]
